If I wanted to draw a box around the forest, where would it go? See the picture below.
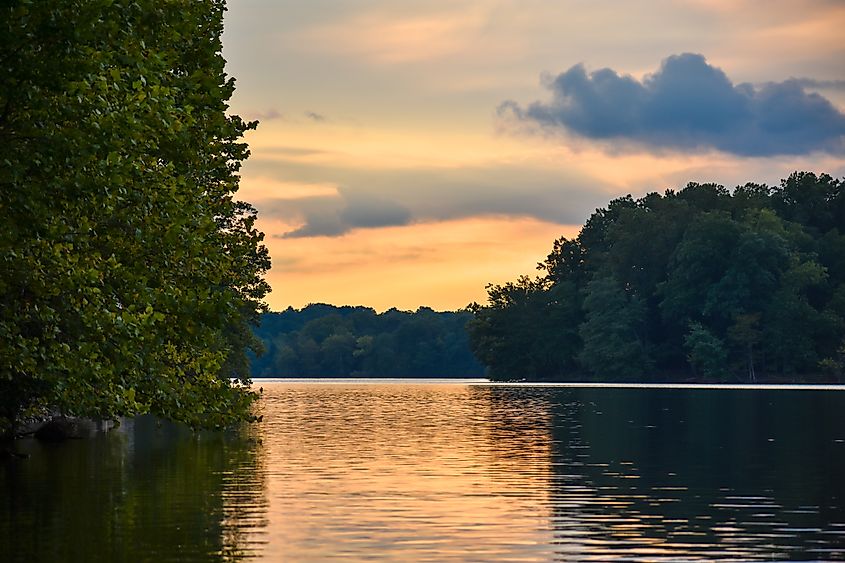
[467,172,845,383]
[251,305,483,378]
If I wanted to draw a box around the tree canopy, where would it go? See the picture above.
[252,305,483,378]
[468,173,845,382]
[1,0,270,435]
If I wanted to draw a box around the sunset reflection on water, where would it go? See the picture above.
[5,381,843,561]
[251,383,558,561]
[223,382,845,561]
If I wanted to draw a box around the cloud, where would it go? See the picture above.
[242,109,284,121]
[261,190,413,238]
[290,8,488,65]
[304,111,326,122]
[240,177,339,200]
[501,53,845,156]
[258,145,331,158]
[339,196,411,229]
[787,78,845,91]
[234,110,331,125]
[249,162,610,238]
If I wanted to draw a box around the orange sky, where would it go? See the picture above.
[260,216,580,311]
[222,1,845,312]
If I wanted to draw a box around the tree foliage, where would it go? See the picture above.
[0,0,270,435]
[252,305,483,378]
[578,276,649,380]
[468,172,845,382]
[684,322,728,380]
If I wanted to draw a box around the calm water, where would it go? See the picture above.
[2,381,845,561]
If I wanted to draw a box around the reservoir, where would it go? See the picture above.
[2,381,844,561]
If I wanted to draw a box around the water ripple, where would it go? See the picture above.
[210,382,845,561]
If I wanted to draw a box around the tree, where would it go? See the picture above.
[469,172,845,383]
[728,313,762,382]
[251,304,483,378]
[540,237,586,287]
[467,276,570,380]
[0,1,270,436]
[659,212,743,328]
[772,172,842,235]
[578,276,650,380]
[762,257,828,374]
[684,322,728,380]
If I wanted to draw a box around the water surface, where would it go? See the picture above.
[2,381,844,561]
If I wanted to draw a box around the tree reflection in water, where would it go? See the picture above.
[0,415,267,562]
[487,386,845,560]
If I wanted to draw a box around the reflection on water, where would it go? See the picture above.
[2,382,845,561]
[256,384,559,561]
[0,416,266,562]
[540,387,845,561]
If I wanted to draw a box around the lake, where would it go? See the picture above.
[2,380,845,561]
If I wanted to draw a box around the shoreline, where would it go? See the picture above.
[249,377,845,390]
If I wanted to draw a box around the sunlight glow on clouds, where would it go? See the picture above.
[289,8,491,65]
[223,0,845,310]
[239,177,340,201]
[260,216,580,311]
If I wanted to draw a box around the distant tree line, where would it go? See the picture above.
[251,305,484,378]
[468,172,845,383]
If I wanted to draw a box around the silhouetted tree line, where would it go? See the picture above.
[468,172,845,382]
[251,305,484,377]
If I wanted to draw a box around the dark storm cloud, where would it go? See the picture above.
[501,53,845,156]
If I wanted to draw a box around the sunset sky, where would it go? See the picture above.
[221,0,845,312]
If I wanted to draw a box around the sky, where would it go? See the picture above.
[221,0,845,312]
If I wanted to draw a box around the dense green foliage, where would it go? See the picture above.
[0,1,270,435]
[469,172,845,382]
[252,305,483,378]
